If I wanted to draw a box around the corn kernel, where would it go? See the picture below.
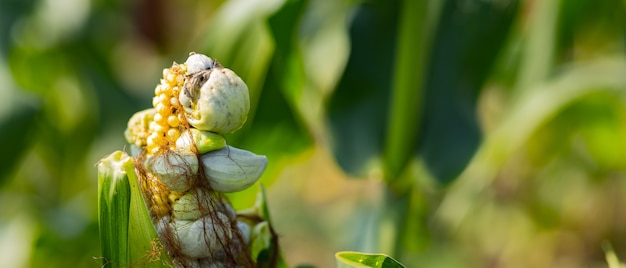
[162,85,172,96]
[167,128,180,141]
[156,103,167,114]
[156,125,167,135]
[149,122,160,132]
[166,73,176,84]
[154,84,162,95]
[146,134,156,148]
[161,95,171,105]
[167,115,180,128]
[154,113,164,124]
[150,146,161,155]
[162,68,169,79]
[170,97,179,107]
[152,96,160,108]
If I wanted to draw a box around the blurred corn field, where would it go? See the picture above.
[2,0,626,267]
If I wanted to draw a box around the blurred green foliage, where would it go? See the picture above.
[1,0,626,267]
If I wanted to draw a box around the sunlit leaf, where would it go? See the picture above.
[603,242,626,268]
[335,251,405,268]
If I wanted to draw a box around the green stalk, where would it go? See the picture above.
[378,0,440,261]
[383,0,439,189]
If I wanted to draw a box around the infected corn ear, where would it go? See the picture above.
[116,53,269,267]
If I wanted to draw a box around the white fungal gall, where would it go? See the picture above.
[171,189,237,221]
[200,146,267,193]
[172,190,204,221]
[146,149,198,191]
[156,214,232,259]
[180,57,250,134]
[185,53,217,74]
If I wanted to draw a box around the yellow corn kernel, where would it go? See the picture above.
[155,103,167,115]
[167,128,180,141]
[167,115,180,128]
[166,73,176,85]
[154,87,160,96]
[146,134,157,148]
[170,97,179,107]
[162,85,172,96]
[153,113,165,124]
[152,96,160,108]
[163,96,171,106]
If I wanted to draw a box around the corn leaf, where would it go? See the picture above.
[125,152,171,267]
[335,251,405,268]
[98,150,170,267]
[97,151,131,267]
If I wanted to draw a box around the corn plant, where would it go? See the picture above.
[98,53,281,267]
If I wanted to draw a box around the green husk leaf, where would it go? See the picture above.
[97,151,132,267]
[98,150,170,267]
[126,152,171,267]
[335,251,405,268]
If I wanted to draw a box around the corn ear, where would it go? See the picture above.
[98,150,171,267]
[98,151,131,266]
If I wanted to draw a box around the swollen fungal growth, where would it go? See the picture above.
[124,52,267,267]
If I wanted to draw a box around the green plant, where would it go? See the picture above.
[98,54,281,267]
